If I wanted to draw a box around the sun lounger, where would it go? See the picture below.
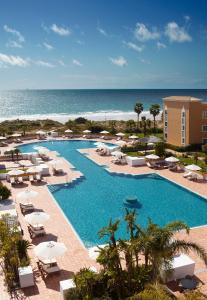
[188,173,198,181]
[147,162,155,168]
[10,177,16,185]
[28,224,46,238]
[20,203,34,213]
[37,258,60,275]
[183,172,192,178]
[18,177,24,184]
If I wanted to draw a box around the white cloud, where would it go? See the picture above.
[43,42,54,50]
[72,59,83,66]
[157,41,166,49]
[134,23,160,42]
[123,41,144,52]
[50,24,71,36]
[140,58,151,64]
[165,22,192,42]
[3,25,25,43]
[6,40,23,48]
[97,26,108,37]
[58,60,65,66]
[0,53,29,67]
[110,56,127,67]
[184,15,191,22]
[35,60,55,68]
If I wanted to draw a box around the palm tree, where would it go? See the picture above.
[149,104,160,132]
[14,148,21,161]
[134,103,143,130]
[138,220,207,282]
[130,283,172,300]
[140,116,147,136]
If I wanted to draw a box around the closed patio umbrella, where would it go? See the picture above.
[185,164,201,171]
[25,212,49,226]
[165,156,179,163]
[34,241,67,261]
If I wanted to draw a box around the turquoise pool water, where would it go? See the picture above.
[19,140,207,248]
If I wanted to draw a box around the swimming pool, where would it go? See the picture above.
[19,140,207,248]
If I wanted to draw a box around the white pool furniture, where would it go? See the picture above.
[39,164,50,176]
[18,266,35,288]
[60,279,76,300]
[167,254,195,281]
[126,156,146,167]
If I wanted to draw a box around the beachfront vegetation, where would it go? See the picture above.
[0,215,31,291]
[149,104,160,132]
[0,183,11,200]
[134,103,144,129]
[66,210,207,300]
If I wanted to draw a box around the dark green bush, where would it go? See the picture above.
[0,184,11,200]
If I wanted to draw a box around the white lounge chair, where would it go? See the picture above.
[18,177,24,184]
[38,258,60,275]
[36,174,42,182]
[189,173,198,181]
[28,224,46,238]
[20,202,34,213]
[183,172,192,178]
[10,177,16,185]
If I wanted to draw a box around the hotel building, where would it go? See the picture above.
[163,96,207,147]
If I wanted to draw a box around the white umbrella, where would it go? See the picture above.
[8,169,24,176]
[116,132,125,137]
[17,189,38,202]
[25,212,49,226]
[34,241,67,261]
[0,136,6,140]
[129,135,138,139]
[38,148,49,155]
[100,130,109,134]
[111,151,126,158]
[83,130,91,134]
[11,133,21,137]
[65,129,73,133]
[49,159,63,168]
[27,166,43,173]
[145,154,160,160]
[36,130,46,135]
[185,164,201,171]
[165,156,179,163]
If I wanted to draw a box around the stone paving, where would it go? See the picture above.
[1,138,207,299]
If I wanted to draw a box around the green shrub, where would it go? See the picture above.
[155,142,166,157]
[0,184,11,200]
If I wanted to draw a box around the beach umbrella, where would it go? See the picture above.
[65,129,73,133]
[116,132,125,137]
[129,135,138,139]
[38,148,49,155]
[17,189,38,202]
[27,166,43,173]
[25,212,49,226]
[36,130,46,135]
[8,169,24,176]
[0,136,6,140]
[83,130,91,134]
[11,133,21,137]
[111,151,126,158]
[100,130,109,134]
[185,164,201,171]
[34,241,67,261]
[145,154,160,160]
[49,159,63,169]
[165,156,179,163]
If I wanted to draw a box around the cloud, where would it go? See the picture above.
[0,53,29,67]
[50,24,71,36]
[3,25,25,43]
[6,40,23,48]
[110,56,127,67]
[157,41,166,49]
[43,42,54,50]
[35,60,55,68]
[165,22,192,42]
[139,58,151,64]
[184,15,191,22]
[97,26,108,37]
[123,41,144,52]
[134,23,160,42]
[76,40,84,45]
[58,60,65,66]
[72,59,83,66]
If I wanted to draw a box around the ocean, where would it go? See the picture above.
[0,89,207,123]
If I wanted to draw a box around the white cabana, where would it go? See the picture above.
[17,189,38,203]
[185,164,201,171]
[100,130,109,134]
[8,169,24,176]
[129,135,138,139]
[145,154,160,160]
[34,241,67,261]
[25,212,49,226]
[116,132,125,137]
[165,156,179,163]
[166,254,195,281]
[65,129,73,133]
[83,130,91,134]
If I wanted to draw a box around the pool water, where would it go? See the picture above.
[19,140,207,248]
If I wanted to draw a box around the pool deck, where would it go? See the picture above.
[1,138,207,299]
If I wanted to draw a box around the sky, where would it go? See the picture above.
[0,0,207,89]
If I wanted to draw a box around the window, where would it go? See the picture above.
[181,108,186,145]
[182,138,185,144]
[203,111,207,119]
[203,138,207,144]
[202,125,207,132]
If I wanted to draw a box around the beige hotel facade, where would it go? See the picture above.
[163,96,207,147]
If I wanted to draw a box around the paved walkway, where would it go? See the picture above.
[1,139,207,299]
